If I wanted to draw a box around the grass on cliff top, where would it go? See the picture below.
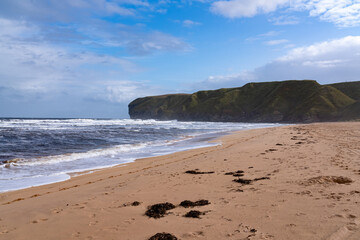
[327,81,360,100]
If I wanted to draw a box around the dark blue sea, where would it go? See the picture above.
[0,118,280,192]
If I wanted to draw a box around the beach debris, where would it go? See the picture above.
[184,210,204,218]
[145,203,175,218]
[233,177,270,185]
[225,170,244,177]
[276,143,283,146]
[180,200,210,208]
[233,173,244,177]
[253,177,271,181]
[233,178,252,185]
[185,170,214,174]
[350,190,360,195]
[122,201,141,207]
[148,232,178,240]
[131,201,141,206]
[265,149,277,152]
[302,176,353,186]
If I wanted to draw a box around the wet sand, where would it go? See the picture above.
[0,122,359,240]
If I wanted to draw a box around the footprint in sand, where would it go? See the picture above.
[88,221,98,226]
[181,231,204,238]
[52,208,63,214]
[72,231,81,238]
[31,218,48,224]
[0,227,16,235]
[326,219,359,240]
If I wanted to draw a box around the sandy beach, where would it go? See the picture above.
[0,122,359,240]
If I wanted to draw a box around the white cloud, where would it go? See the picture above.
[278,35,360,61]
[211,0,360,27]
[0,1,192,118]
[0,0,150,21]
[260,31,282,37]
[126,31,190,55]
[194,71,256,89]
[0,18,140,95]
[183,19,202,27]
[246,31,282,42]
[210,0,289,18]
[293,0,360,27]
[199,35,360,88]
[99,80,161,103]
[302,59,347,68]
[265,39,289,45]
[269,15,300,25]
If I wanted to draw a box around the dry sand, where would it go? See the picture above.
[0,122,359,240]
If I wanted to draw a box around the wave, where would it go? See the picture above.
[0,136,193,168]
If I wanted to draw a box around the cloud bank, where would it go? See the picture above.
[199,35,360,89]
[211,0,360,27]
[0,0,190,118]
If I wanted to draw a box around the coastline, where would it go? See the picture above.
[0,119,278,193]
[0,130,229,193]
[0,122,359,239]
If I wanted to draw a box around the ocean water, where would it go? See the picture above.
[0,118,280,192]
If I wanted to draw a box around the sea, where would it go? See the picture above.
[0,118,280,192]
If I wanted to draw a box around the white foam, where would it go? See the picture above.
[13,142,151,166]
[0,172,71,193]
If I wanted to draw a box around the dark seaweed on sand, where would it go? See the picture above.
[131,201,141,206]
[232,173,244,177]
[180,200,210,208]
[184,210,204,218]
[225,170,244,176]
[148,232,178,240]
[145,203,176,218]
[185,170,214,174]
[233,178,252,185]
[253,177,270,181]
[233,177,270,185]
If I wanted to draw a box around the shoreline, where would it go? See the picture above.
[0,124,278,194]
[0,130,227,194]
[1,122,359,240]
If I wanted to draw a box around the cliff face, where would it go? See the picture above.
[128,80,360,123]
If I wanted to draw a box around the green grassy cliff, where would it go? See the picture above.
[128,80,360,123]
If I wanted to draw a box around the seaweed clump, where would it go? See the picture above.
[253,177,270,181]
[184,210,204,218]
[185,170,214,174]
[145,203,176,218]
[131,201,141,206]
[225,170,244,177]
[233,178,252,185]
[148,232,178,240]
[180,200,210,208]
[233,177,270,185]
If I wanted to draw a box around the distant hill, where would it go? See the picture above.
[327,82,360,100]
[128,80,360,123]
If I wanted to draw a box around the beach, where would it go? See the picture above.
[0,122,359,240]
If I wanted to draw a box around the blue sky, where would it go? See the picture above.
[1,0,360,118]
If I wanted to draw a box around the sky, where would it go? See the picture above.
[0,0,360,118]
